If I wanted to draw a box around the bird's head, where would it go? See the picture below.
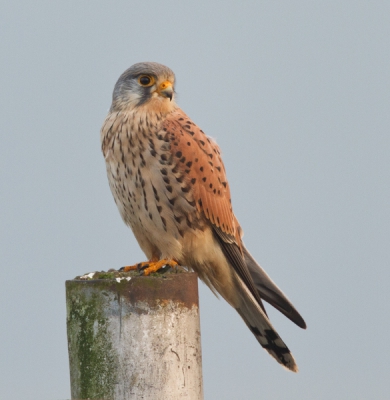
[111,62,176,113]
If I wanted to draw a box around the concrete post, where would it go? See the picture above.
[66,272,203,400]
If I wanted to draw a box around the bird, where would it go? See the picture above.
[101,62,306,372]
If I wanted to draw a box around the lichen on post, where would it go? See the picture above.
[66,271,203,400]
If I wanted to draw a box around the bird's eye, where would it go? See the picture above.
[138,75,155,87]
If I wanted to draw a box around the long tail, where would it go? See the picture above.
[211,227,304,371]
[234,273,299,372]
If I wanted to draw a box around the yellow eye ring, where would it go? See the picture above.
[138,75,155,87]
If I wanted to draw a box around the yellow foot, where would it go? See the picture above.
[120,262,150,272]
[120,259,179,276]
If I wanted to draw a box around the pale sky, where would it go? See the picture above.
[1,1,389,399]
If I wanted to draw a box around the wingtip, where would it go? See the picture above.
[294,314,307,330]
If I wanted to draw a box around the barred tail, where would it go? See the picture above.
[235,275,298,372]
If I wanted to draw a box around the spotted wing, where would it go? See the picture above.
[162,109,266,308]
[162,109,241,244]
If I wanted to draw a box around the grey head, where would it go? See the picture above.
[111,62,176,110]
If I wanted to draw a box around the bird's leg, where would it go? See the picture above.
[120,259,179,276]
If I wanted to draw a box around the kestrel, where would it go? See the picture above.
[101,62,306,372]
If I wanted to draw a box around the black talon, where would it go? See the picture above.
[137,263,150,275]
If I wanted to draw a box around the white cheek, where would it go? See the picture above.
[127,91,142,105]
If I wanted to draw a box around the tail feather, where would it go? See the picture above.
[235,274,299,372]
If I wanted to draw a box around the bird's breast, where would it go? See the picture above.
[103,111,203,259]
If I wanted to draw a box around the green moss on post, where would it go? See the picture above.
[67,282,118,399]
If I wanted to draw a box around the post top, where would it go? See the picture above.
[66,270,199,310]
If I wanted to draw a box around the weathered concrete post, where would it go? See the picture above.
[66,271,203,400]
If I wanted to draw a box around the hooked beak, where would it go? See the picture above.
[157,80,174,101]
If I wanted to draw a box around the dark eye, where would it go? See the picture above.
[138,75,155,87]
[140,76,150,85]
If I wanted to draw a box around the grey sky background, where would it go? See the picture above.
[1,1,389,399]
